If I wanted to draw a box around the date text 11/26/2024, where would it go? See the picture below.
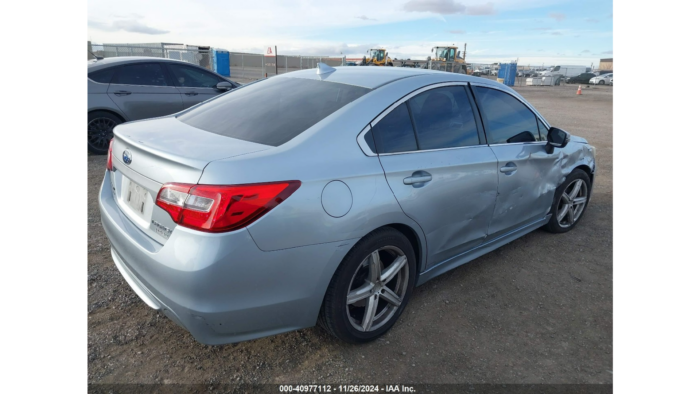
[279,385,416,393]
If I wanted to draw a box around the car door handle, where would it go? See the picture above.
[184,92,199,96]
[500,163,517,173]
[403,174,432,185]
[113,90,131,96]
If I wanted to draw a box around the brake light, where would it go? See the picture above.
[106,139,114,171]
[155,181,301,233]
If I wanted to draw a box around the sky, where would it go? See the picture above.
[87,0,612,67]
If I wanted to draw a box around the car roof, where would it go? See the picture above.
[87,56,198,71]
[277,66,499,90]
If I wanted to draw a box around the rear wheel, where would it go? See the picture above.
[319,228,416,343]
[88,111,122,154]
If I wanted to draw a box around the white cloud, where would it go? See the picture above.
[403,0,496,16]
[404,0,467,14]
[89,18,169,35]
[548,12,566,22]
[465,2,496,15]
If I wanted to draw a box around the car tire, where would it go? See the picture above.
[543,169,592,234]
[599,80,605,85]
[88,111,123,155]
[318,227,416,343]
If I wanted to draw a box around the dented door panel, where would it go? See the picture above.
[486,141,595,240]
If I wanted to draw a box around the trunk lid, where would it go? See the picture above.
[109,116,271,243]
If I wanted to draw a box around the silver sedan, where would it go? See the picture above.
[99,65,596,344]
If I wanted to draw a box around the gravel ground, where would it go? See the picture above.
[88,82,612,385]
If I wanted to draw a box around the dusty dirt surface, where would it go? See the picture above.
[88,83,612,385]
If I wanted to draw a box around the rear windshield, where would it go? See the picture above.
[177,77,370,146]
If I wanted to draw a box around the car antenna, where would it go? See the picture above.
[90,51,103,60]
[316,62,336,75]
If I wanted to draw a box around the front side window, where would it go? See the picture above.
[472,87,539,144]
[408,86,480,150]
[168,64,221,88]
[177,77,369,146]
[370,103,417,154]
[113,63,168,86]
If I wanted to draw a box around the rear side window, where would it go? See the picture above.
[113,63,168,86]
[370,103,418,154]
[177,77,369,146]
[88,67,116,84]
[472,87,539,144]
[407,86,480,150]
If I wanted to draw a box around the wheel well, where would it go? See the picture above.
[385,223,423,272]
[89,109,125,122]
[574,164,594,184]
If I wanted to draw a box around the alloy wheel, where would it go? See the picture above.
[556,179,588,228]
[88,117,117,152]
[346,246,410,332]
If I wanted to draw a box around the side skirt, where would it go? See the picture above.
[416,215,551,286]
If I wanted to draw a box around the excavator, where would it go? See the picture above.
[360,48,393,66]
[430,44,470,74]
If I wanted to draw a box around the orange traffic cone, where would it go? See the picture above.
[577,85,582,95]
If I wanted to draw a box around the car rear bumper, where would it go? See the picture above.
[98,171,357,345]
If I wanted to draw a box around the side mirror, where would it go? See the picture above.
[216,81,233,91]
[546,127,570,153]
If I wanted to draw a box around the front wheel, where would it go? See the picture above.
[598,80,605,85]
[318,228,416,343]
[88,111,122,154]
[543,169,591,233]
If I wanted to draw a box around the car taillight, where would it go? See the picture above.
[155,181,301,233]
[106,139,114,171]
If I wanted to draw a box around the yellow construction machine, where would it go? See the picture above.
[360,48,393,66]
[431,44,470,74]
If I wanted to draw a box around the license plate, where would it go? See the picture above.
[126,181,149,216]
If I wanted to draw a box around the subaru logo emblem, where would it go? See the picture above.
[122,150,132,165]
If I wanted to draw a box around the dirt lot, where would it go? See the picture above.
[88,83,612,386]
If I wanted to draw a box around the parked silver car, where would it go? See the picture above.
[88,57,239,154]
[99,65,596,344]
[589,73,613,85]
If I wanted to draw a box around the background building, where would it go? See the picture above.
[599,58,613,71]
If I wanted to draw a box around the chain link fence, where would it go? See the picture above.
[89,42,212,70]
[227,53,346,82]
[87,42,601,88]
